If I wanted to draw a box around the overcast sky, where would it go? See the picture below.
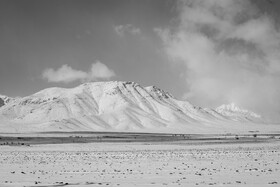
[1,0,280,122]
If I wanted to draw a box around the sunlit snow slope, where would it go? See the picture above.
[216,103,262,122]
[0,81,278,133]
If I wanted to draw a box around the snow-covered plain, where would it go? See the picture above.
[0,140,280,187]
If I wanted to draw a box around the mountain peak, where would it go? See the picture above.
[145,85,174,99]
[216,103,261,120]
[0,94,14,107]
[217,103,243,112]
[0,94,8,98]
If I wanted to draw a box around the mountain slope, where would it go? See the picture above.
[0,95,15,107]
[0,81,278,133]
[216,103,262,122]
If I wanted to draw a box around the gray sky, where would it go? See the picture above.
[0,0,280,122]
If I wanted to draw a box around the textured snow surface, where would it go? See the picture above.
[0,81,279,133]
[0,141,280,186]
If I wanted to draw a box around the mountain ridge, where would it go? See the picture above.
[0,81,278,134]
[215,103,262,122]
[0,94,15,107]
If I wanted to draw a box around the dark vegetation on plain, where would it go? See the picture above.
[0,132,279,146]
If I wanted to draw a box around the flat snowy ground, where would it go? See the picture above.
[0,140,280,187]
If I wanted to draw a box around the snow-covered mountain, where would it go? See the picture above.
[215,103,262,122]
[0,81,277,133]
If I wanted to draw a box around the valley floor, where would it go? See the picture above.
[0,135,280,187]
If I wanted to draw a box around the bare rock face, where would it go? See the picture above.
[0,98,4,107]
[0,81,266,133]
[0,95,14,107]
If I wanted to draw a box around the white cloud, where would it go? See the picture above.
[42,64,87,83]
[114,24,141,36]
[156,0,280,122]
[88,61,115,80]
[42,61,115,83]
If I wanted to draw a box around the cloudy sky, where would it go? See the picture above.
[1,0,280,122]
